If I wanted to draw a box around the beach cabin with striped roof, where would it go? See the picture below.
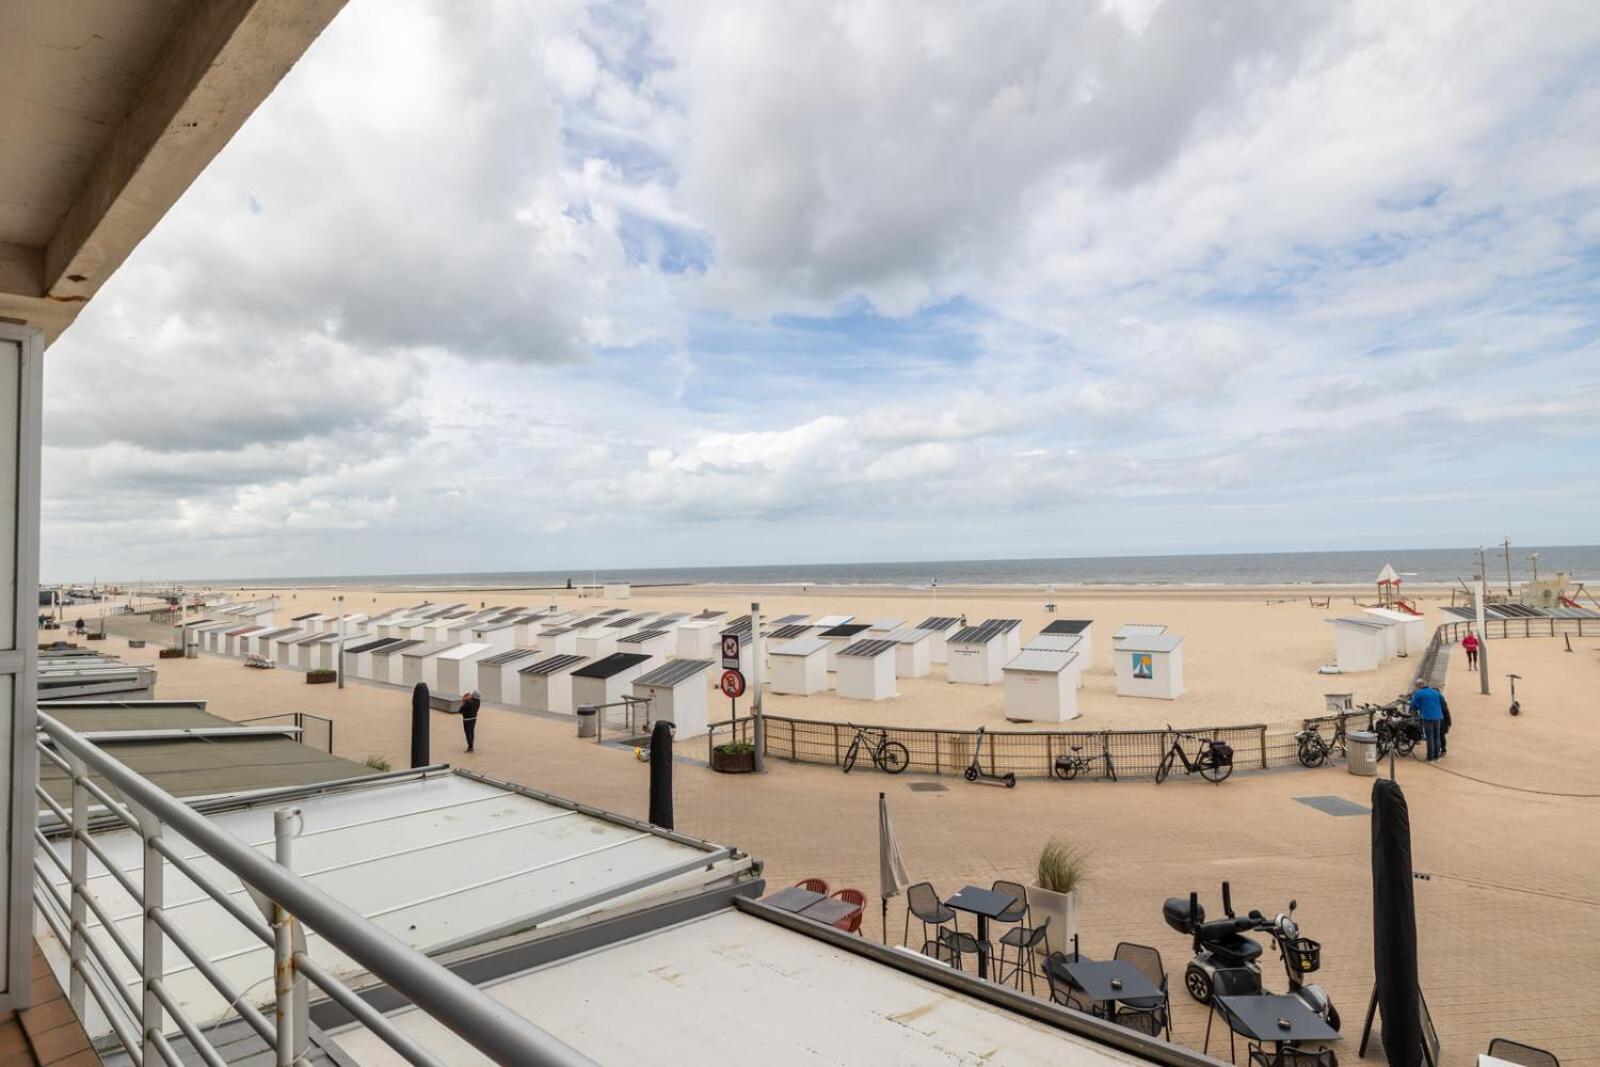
[571,652,654,713]
[915,616,963,663]
[346,637,402,679]
[884,626,933,679]
[518,654,589,714]
[768,636,829,696]
[1040,618,1094,667]
[619,628,674,669]
[818,623,871,670]
[633,659,715,739]
[401,641,454,689]
[946,619,1021,685]
[371,639,423,684]
[477,649,541,705]
[835,639,899,701]
[1004,648,1081,723]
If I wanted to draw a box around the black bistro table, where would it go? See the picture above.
[1059,959,1163,1022]
[763,888,861,929]
[943,885,1020,979]
[1209,994,1340,1060]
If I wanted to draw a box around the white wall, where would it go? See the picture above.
[947,640,1003,685]
[1003,668,1078,722]
[836,654,897,700]
[769,651,827,695]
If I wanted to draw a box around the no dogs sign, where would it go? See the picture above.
[720,669,746,699]
[721,632,741,668]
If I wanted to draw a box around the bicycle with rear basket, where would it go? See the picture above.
[1155,728,1235,784]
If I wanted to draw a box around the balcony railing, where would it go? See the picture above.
[33,710,596,1066]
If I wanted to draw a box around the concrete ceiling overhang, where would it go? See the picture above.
[0,0,346,346]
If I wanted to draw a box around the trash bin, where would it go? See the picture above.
[1346,730,1378,777]
[576,705,598,738]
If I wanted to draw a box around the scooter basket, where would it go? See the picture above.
[1289,937,1321,974]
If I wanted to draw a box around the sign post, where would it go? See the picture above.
[750,602,765,772]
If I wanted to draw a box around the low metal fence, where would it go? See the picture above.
[33,711,594,1067]
[1437,616,1593,641]
[237,711,334,753]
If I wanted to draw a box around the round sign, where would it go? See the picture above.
[719,669,746,699]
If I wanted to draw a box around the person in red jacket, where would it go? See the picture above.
[1461,629,1480,670]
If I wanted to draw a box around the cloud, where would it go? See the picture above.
[38,0,1600,579]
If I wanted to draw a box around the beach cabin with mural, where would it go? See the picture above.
[1115,631,1185,699]
[835,639,899,701]
[768,636,829,695]
[1003,648,1081,722]
[517,654,588,715]
[945,619,1018,685]
[632,659,714,739]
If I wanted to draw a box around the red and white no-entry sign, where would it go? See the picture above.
[719,669,746,699]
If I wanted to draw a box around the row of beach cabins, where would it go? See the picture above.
[184,603,1188,738]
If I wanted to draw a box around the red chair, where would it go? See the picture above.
[795,877,830,896]
[832,888,867,934]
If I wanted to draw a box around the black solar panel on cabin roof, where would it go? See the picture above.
[916,616,961,630]
[766,624,812,640]
[819,623,870,637]
[519,653,587,676]
[621,630,669,643]
[572,652,651,679]
[636,659,713,688]
[770,614,809,626]
[605,615,647,628]
[1042,619,1092,634]
[839,638,898,658]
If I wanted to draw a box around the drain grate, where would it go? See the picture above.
[908,782,948,793]
[1294,795,1370,817]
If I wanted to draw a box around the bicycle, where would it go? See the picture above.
[1052,734,1117,781]
[1294,716,1349,769]
[1366,699,1419,758]
[841,723,909,774]
[1155,728,1234,784]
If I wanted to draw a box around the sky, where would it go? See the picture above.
[41,0,1600,581]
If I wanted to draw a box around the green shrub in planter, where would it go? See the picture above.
[711,741,757,774]
[305,668,337,685]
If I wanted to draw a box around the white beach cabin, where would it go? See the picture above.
[1003,649,1081,722]
[1115,632,1185,699]
[1113,623,1167,647]
[434,643,494,698]
[347,638,401,679]
[884,626,932,679]
[467,620,519,652]
[618,629,674,669]
[304,634,344,671]
[1023,633,1085,688]
[517,654,589,715]
[768,636,829,696]
[818,623,872,670]
[675,620,718,661]
[401,641,454,689]
[914,616,963,664]
[571,652,654,713]
[1039,619,1094,668]
[575,627,619,661]
[1324,617,1389,673]
[476,649,541,705]
[945,620,1019,685]
[632,659,714,739]
[835,639,899,701]
[1362,607,1425,657]
[371,640,422,685]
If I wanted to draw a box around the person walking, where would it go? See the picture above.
[1409,680,1445,761]
[459,690,481,753]
[1438,694,1451,757]
[1461,629,1479,670]
[74,617,85,635]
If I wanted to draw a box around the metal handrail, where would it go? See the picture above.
[35,711,597,1067]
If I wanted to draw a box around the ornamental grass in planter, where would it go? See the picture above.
[305,668,337,685]
[711,741,757,774]
[1029,839,1087,955]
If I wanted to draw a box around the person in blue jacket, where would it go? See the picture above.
[1409,680,1445,761]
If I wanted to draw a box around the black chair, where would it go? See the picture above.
[996,917,1050,994]
[1112,942,1170,1040]
[1248,1049,1335,1067]
[920,938,960,967]
[937,926,991,974]
[903,881,957,949]
[991,878,1029,925]
[1487,1038,1562,1066]
[1043,948,1098,1015]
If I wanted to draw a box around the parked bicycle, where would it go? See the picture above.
[1155,728,1234,784]
[1052,734,1117,781]
[1366,699,1419,758]
[1294,716,1349,768]
[841,723,909,774]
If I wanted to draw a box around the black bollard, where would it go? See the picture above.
[648,720,675,830]
[410,683,431,768]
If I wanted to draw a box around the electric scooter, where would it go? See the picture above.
[1163,881,1340,1031]
[963,725,1016,788]
[1507,673,1521,716]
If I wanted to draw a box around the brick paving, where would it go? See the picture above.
[73,624,1600,1064]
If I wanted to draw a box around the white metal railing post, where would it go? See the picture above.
[66,751,88,1016]
[274,807,309,1066]
[135,804,165,1062]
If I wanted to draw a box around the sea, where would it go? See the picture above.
[165,545,1600,591]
